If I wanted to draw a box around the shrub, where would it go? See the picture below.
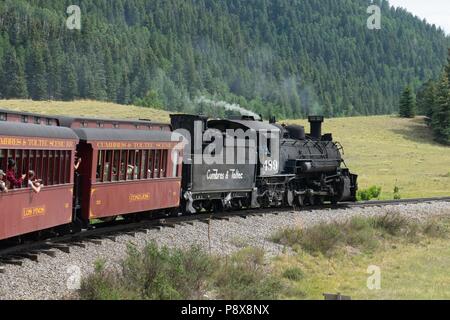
[272,228,303,247]
[372,213,410,237]
[282,267,304,281]
[422,219,449,238]
[80,242,213,300]
[273,218,378,256]
[298,223,343,255]
[344,217,378,250]
[357,186,382,201]
[213,247,283,300]
[393,185,401,200]
[80,244,283,300]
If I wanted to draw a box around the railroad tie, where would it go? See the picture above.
[14,253,39,262]
[104,235,117,242]
[0,258,23,266]
[87,239,103,245]
[52,245,70,254]
[71,242,87,248]
[36,250,56,258]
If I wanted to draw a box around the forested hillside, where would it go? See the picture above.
[0,0,449,119]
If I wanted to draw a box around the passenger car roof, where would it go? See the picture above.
[57,116,169,127]
[73,128,176,142]
[0,121,78,140]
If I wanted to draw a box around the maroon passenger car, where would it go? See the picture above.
[58,117,182,222]
[0,110,78,241]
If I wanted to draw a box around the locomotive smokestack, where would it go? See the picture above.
[308,116,324,140]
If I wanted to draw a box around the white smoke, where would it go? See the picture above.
[195,96,261,120]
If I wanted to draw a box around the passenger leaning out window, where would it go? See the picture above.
[28,170,43,194]
[6,159,26,189]
[0,170,8,193]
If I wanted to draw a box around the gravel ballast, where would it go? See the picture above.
[1,201,450,300]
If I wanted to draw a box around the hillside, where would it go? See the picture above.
[0,99,171,122]
[0,0,449,119]
[287,116,450,199]
[2,99,449,199]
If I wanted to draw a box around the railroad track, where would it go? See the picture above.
[1,196,449,270]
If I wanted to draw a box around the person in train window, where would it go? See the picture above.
[0,170,8,193]
[27,170,43,193]
[6,159,26,189]
[74,151,82,170]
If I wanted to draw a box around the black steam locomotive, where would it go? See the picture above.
[171,114,358,214]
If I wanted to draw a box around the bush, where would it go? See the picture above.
[272,215,450,257]
[213,247,283,300]
[422,219,449,238]
[357,186,382,201]
[273,217,378,256]
[299,223,343,255]
[80,242,213,300]
[393,185,401,200]
[80,244,283,300]
[282,267,304,281]
[372,213,411,237]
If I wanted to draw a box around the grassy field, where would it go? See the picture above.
[80,214,450,300]
[0,99,448,199]
[287,116,450,199]
[274,215,450,300]
[0,99,171,122]
[276,239,450,300]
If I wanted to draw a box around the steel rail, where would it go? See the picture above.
[1,196,449,263]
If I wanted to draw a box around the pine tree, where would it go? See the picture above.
[432,74,450,144]
[1,47,28,98]
[26,45,48,100]
[104,50,117,101]
[61,60,78,101]
[417,80,437,119]
[446,48,450,83]
[399,86,416,118]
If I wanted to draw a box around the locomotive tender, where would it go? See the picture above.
[0,108,357,243]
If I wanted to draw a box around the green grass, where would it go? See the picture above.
[0,99,171,122]
[273,215,450,300]
[272,213,430,256]
[287,116,450,199]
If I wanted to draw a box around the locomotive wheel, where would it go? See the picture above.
[314,196,324,206]
[203,201,213,213]
[295,195,305,207]
[169,208,181,217]
[331,196,339,205]
[285,189,294,207]
[259,195,271,208]
[212,200,224,214]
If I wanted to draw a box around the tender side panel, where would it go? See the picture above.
[192,163,255,193]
